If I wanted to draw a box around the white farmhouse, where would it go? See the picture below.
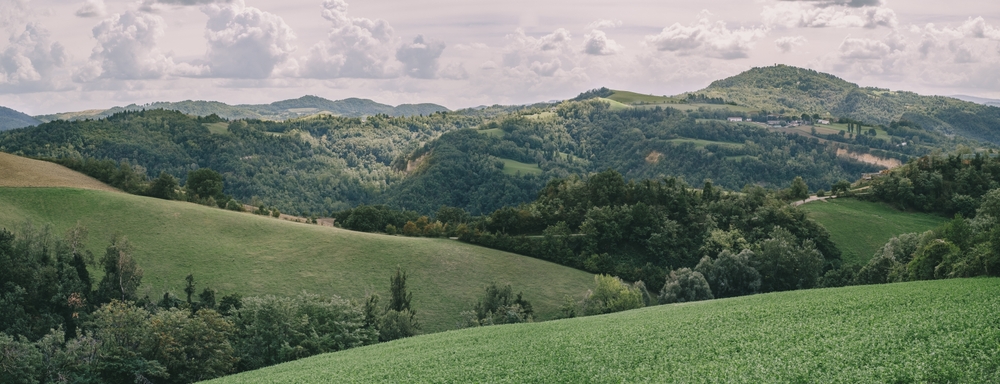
[727,117,743,122]
[817,119,830,125]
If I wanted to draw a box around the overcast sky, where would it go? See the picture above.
[1,0,999,115]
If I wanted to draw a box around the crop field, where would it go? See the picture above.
[0,152,119,191]
[498,157,543,175]
[801,198,947,265]
[206,278,1000,383]
[0,187,594,332]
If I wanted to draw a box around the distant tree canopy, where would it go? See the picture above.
[571,87,614,101]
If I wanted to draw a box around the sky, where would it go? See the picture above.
[1,0,999,115]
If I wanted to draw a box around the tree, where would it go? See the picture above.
[461,282,533,327]
[694,249,761,298]
[184,274,196,304]
[582,275,644,315]
[752,227,824,292]
[388,268,412,312]
[95,236,144,304]
[788,176,809,201]
[147,309,237,383]
[659,268,713,304]
[185,168,224,203]
[147,172,178,200]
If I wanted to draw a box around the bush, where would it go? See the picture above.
[694,249,760,298]
[461,282,534,327]
[385,224,397,235]
[582,275,644,315]
[659,268,713,304]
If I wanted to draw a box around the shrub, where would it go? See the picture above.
[694,249,760,298]
[659,268,713,304]
[582,275,644,315]
[461,282,534,327]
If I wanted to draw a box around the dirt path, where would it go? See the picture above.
[792,195,836,206]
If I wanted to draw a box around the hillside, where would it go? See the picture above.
[34,95,450,122]
[800,198,947,265]
[698,65,1000,144]
[206,278,1000,383]
[0,187,595,332]
[0,152,118,191]
[0,105,42,131]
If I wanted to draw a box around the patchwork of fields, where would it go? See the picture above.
[206,278,1000,383]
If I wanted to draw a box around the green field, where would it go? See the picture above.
[667,138,745,149]
[477,128,505,138]
[606,90,681,104]
[498,157,543,176]
[801,198,948,265]
[637,102,756,113]
[202,122,229,134]
[595,97,630,111]
[0,188,594,332]
[206,278,1000,383]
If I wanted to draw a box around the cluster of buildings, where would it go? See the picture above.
[727,116,832,128]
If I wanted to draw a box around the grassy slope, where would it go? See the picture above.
[606,90,679,104]
[206,278,1000,383]
[498,157,543,176]
[0,152,119,191]
[0,188,594,332]
[801,198,947,265]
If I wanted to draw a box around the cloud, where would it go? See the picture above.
[839,37,892,59]
[300,0,401,78]
[77,11,176,81]
[774,36,807,53]
[645,14,766,59]
[75,0,107,18]
[582,30,622,55]
[779,0,883,7]
[395,35,445,79]
[0,23,68,92]
[588,19,622,30]
[501,28,573,67]
[138,0,234,12]
[529,58,561,76]
[762,2,896,29]
[202,0,296,78]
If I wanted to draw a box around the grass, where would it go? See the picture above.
[203,122,230,134]
[205,278,1000,383]
[498,157,543,176]
[477,128,505,138]
[636,102,756,113]
[0,188,594,332]
[606,90,681,104]
[595,97,630,111]
[0,152,119,192]
[667,138,745,149]
[801,198,948,265]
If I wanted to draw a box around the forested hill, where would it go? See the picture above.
[0,105,41,131]
[34,95,449,122]
[697,65,1000,144]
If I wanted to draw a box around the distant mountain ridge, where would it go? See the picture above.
[695,65,1000,144]
[34,95,450,122]
[951,94,1000,108]
[0,106,42,131]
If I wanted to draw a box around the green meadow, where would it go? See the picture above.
[206,278,1000,383]
[0,187,594,332]
[801,198,948,265]
[498,157,543,176]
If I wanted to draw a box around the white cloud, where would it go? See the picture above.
[501,28,573,68]
[645,14,766,59]
[77,11,176,81]
[139,0,233,12]
[582,30,622,55]
[0,23,67,92]
[396,35,445,79]
[775,36,807,53]
[839,37,892,59]
[783,0,883,7]
[529,58,561,76]
[300,0,402,78]
[588,19,622,30]
[75,0,107,18]
[762,2,896,29]
[202,0,296,78]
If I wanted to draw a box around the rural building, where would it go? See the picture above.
[727,117,743,122]
[817,119,830,124]
[767,120,781,126]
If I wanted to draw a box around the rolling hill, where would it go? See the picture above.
[0,177,594,332]
[0,152,119,191]
[205,277,1000,383]
[34,95,450,122]
[800,198,948,266]
[695,65,1000,144]
[0,105,42,131]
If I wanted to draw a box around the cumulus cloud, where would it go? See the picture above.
[774,36,807,53]
[839,37,892,59]
[529,58,561,76]
[762,2,896,29]
[502,28,573,68]
[588,19,622,30]
[0,23,67,91]
[139,0,234,12]
[76,11,176,81]
[780,0,883,7]
[645,14,766,59]
[582,30,622,55]
[395,35,446,79]
[201,0,296,78]
[75,0,107,18]
[301,0,401,78]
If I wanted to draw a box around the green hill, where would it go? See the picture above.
[800,198,948,265]
[0,105,41,131]
[698,65,1000,144]
[34,96,449,122]
[205,277,1000,383]
[0,187,594,332]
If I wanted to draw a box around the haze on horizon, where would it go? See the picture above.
[1,0,999,115]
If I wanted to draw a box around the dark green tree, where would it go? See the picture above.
[788,176,809,201]
[94,236,144,304]
[185,168,224,202]
[147,171,179,200]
